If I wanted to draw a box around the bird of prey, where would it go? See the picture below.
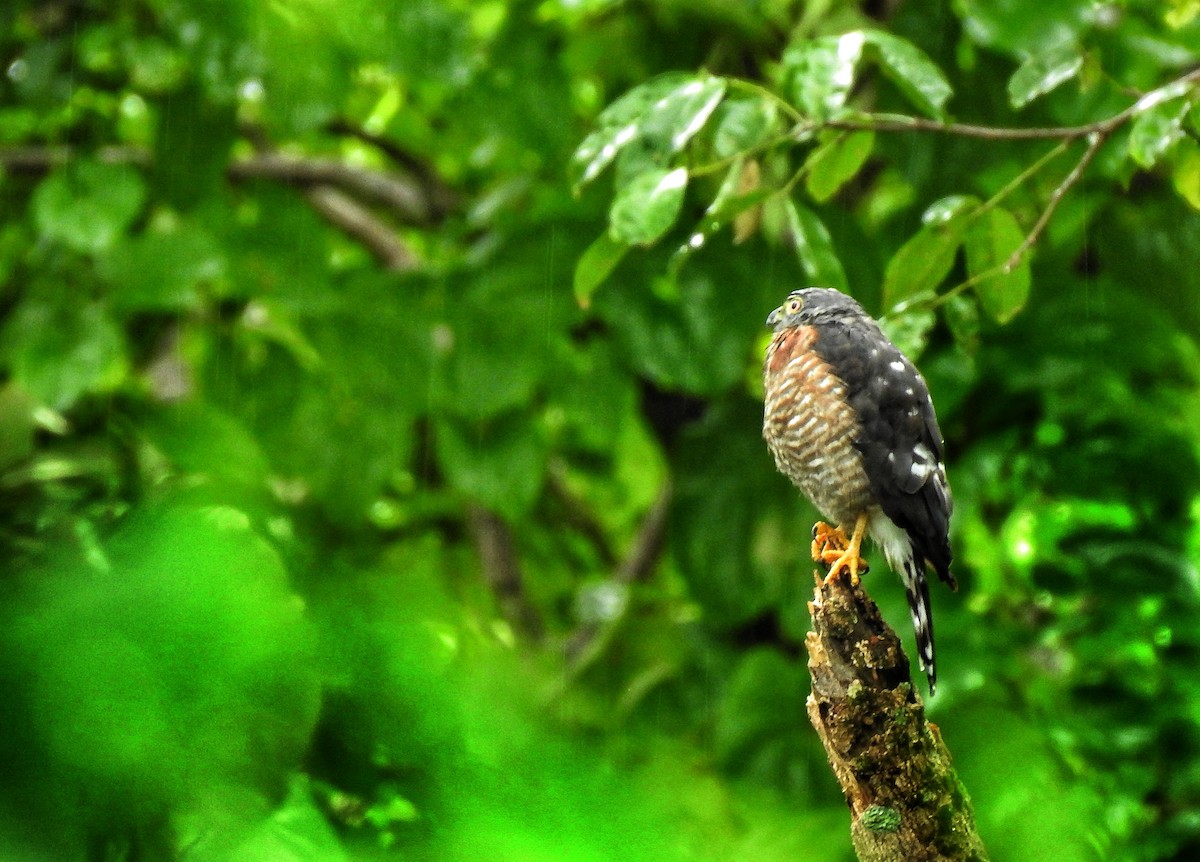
[762,287,956,693]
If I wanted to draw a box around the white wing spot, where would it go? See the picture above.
[889,360,905,372]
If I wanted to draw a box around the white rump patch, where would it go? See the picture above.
[868,510,911,575]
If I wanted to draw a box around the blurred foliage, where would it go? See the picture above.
[0,0,1198,860]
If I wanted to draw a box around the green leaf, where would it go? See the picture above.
[140,402,272,491]
[922,194,981,225]
[153,85,237,209]
[1166,0,1200,27]
[784,200,848,292]
[574,232,629,308]
[435,414,547,519]
[1171,137,1200,210]
[711,97,779,159]
[229,776,348,861]
[861,31,953,119]
[670,401,784,623]
[954,0,1089,56]
[608,167,688,246]
[0,383,37,472]
[714,649,808,772]
[943,293,981,353]
[804,130,875,202]
[1008,43,1084,109]
[965,207,1031,323]
[0,299,127,409]
[32,161,146,254]
[882,222,963,310]
[571,73,726,191]
[782,31,951,121]
[600,272,755,395]
[879,299,936,359]
[99,226,227,312]
[1128,97,1192,169]
[779,34,863,120]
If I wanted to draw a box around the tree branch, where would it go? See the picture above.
[228,152,438,226]
[810,64,1200,142]
[325,118,458,219]
[0,141,440,270]
[1003,132,1103,273]
[806,564,989,862]
[302,185,418,272]
[466,504,544,642]
[551,480,673,687]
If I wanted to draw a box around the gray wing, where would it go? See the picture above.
[813,318,955,587]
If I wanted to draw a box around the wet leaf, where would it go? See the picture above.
[923,194,981,226]
[1128,97,1192,169]
[784,200,848,292]
[99,226,226,312]
[966,207,1031,323]
[1008,43,1084,109]
[574,232,629,308]
[0,299,127,409]
[804,130,875,202]
[711,97,779,158]
[861,30,953,119]
[943,293,981,353]
[879,299,936,359]
[608,167,688,246]
[669,161,773,274]
[779,33,863,120]
[571,74,726,191]
[882,222,964,310]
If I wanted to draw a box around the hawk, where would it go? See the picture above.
[762,287,956,693]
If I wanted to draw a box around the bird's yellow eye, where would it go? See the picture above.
[786,296,803,315]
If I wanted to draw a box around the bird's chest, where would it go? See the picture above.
[762,327,873,522]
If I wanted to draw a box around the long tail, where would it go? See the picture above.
[899,551,937,695]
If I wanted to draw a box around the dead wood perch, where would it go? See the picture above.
[806,541,989,862]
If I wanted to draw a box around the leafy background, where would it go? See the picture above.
[1,0,1199,860]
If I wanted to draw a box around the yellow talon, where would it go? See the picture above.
[811,513,869,586]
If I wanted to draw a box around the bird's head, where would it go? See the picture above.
[766,287,867,331]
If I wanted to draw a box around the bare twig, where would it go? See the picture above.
[0,141,437,271]
[229,152,437,226]
[556,480,674,683]
[807,563,989,862]
[467,504,544,642]
[546,471,617,568]
[0,144,148,170]
[0,144,442,227]
[613,479,672,585]
[808,64,1200,142]
[1003,132,1104,272]
[325,118,458,219]
[302,185,417,272]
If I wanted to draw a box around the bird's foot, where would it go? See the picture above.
[810,520,868,586]
[810,521,846,563]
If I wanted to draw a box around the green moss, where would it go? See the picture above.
[860,805,902,833]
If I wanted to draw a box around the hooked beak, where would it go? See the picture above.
[765,306,782,327]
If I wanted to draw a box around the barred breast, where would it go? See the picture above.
[762,325,874,525]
